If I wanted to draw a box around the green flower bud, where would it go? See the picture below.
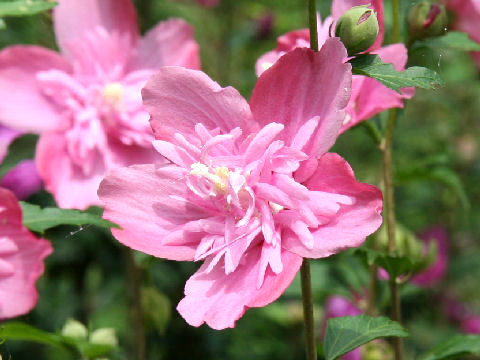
[363,339,394,360]
[61,318,88,340]
[89,328,118,347]
[335,5,379,56]
[408,2,448,41]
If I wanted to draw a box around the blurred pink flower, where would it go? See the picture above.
[324,296,362,360]
[196,0,220,7]
[448,0,480,65]
[256,0,414,134]
[0,126,42,199]
[1,160,43,200]
[0,187,52,319]
[461,316,480,334]
[442,295,480,334]
[411,226,448,287]
[0,0,200,209]
[99,41,383,330]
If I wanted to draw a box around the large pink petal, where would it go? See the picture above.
[177,244,302,329]
[53,0,138,58]
[0,46,71,133]
[285,153,383,258]
[143,67,257,145]
[36,133,104,210]
[250,39,351,158]
[331,0,384,51]
[0,188,52,320]
[129,19,200,71]
[99,164,213,261]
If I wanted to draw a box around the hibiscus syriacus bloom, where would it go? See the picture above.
[0,187,52,319]
[256,0,414,133]
[0,0,200,209]
[99,39,383,329]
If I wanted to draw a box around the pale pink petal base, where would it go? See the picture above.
[177,245,302,329]
[0,188,52,319]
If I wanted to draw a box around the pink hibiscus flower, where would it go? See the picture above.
[99,39,383,329]
[411,226,448,287]
[256,0,414,134]
[448,0,480,65]
[0,0,200,209]
[0,187,52,319]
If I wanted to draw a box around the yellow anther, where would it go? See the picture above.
[190,163,231,194]
[103,82,124,106]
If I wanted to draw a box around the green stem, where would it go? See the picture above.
[308,0,318,51]
[299,3,319,360]
[300,259,317,360]
[391,0,401,43]
[125,249,146,360]
[366,263,378,316]
[362,121,383,146]
[382,109,404,360]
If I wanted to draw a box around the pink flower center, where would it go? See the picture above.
[37,65,153,175]
[157,121,354,282]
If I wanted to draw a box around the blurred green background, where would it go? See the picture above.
[0,0,479,359]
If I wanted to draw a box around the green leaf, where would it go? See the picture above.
[0,1,57,17]
[323,315,409,360]
[20,202,120,233]
[414,31,480,52]
[419,334,480,360]
[350,54,445,92]
[355,248,416,278]
[0,322,66,349]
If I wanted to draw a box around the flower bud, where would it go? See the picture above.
[61,318,88,340]
[335,5,379,56]
[363,339,394,360]
[408,2,448,40]
[89,328,118,347]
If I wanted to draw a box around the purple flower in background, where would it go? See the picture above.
[0,126,42,199]
[324,296,362,360]
[461,316,480,334]
[411,226,448,287]
[1,160,43,200]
